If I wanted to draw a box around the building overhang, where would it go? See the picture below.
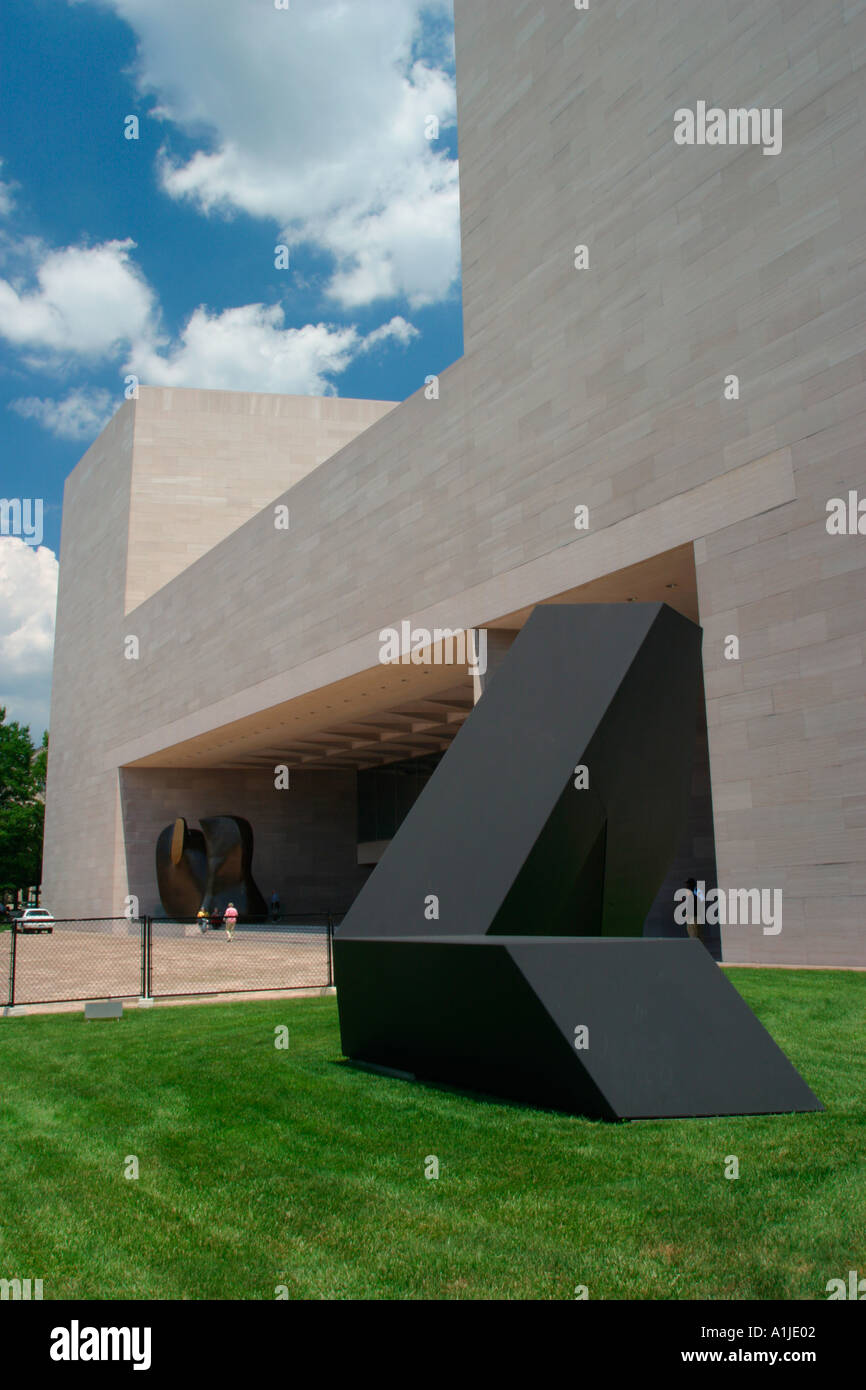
[107,444,793,775]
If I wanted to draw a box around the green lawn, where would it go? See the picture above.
[0,968,863,1300]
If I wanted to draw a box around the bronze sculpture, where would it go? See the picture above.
[156,814,267,921]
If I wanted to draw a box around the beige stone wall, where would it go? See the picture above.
[44,0,866,961]
[42,404,135,918]
[125,388,395,611]
[697,426,866,965]
[42,390,393,917]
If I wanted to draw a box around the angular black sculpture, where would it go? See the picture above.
[156,814,267,921]
[334,604,821,1119]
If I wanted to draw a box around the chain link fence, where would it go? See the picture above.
[1,914,339,1007]
[147,914,336,999]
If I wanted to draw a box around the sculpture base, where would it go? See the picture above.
[334,936,822,1120]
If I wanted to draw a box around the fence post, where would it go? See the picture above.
[326,913,333,987]
[139,915,153,1004]
[8,921,17,1007]
[140,915,146,999]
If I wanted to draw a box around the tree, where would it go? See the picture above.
[0,710,47,901]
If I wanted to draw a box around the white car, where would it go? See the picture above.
[14,907,54,934]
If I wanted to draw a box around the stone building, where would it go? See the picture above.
[43,0,866,965]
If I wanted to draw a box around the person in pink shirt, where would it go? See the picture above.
[223,902,239,940]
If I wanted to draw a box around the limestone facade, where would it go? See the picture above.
[43,0,866,964]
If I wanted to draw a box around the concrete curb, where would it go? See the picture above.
[0,985,337,1018]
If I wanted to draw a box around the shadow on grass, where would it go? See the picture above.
[335,1057,630,1122]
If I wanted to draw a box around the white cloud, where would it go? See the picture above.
[358,316,418,351]
[127,304,417,394]
[0,159,16,217]
[0,238,157,362]
[9,388,116,441]
[0,228,419,430]
[0,537,58,738]
[0,137,425,436]
[83,0,460,308]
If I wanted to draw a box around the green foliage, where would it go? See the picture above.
[31,730,48,798]
[0,708,47,897]
[0,972,861,1300]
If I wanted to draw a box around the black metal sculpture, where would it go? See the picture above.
[156,814,267,921]
[334,604,821,1119]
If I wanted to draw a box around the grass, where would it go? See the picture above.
[0,968,863,1300]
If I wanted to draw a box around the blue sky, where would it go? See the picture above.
[0,0,461,737]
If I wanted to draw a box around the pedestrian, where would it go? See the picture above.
[684,878,704,942]
[223,902,238,940]
[196,905,210,933]
[270,889,280,923]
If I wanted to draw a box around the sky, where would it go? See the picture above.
[0,0,462,740]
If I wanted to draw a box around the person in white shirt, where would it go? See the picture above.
[223,902,239,940]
